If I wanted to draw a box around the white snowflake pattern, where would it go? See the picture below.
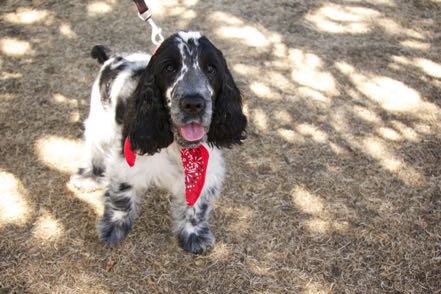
[181,148,204,190]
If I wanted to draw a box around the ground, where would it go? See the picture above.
[1,0,441,293]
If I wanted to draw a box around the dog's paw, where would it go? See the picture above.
[69,173,104,192]
[178,225,215,254]
[97,215,132,246]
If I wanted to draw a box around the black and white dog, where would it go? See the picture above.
[71,31,247,254]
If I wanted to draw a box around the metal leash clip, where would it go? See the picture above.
[146,18,164,46]
[133,0,164,46]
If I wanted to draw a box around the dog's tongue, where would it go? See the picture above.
[179,123,205,142]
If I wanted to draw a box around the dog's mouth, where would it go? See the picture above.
[179,123,206,142]
[176,122,207,147]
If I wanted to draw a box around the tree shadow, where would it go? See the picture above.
[1,0,441,292]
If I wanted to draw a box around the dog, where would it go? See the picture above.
[70,31,247,254]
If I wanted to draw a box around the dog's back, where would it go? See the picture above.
[89,46,150,124]
[70,46,150,190]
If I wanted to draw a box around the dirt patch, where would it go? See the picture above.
[1,0,441,293]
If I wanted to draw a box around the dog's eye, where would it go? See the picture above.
[207,64,216,74]
[164,64,177,73]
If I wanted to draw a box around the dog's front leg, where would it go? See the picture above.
[98,181,140,246]
[172,187,220,254]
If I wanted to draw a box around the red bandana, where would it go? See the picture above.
[180,145,209,206]
[123,137,209,207]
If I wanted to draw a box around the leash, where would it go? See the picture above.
[132,0,164,46]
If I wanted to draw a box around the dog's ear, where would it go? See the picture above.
[91,45,113,64]
[122,60,174,155]
[208,53,247,148]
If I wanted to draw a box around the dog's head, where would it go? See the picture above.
[122,31,247,155]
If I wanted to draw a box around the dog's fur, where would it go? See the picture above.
[70,31,247,254]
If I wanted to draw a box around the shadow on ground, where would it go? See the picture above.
[1,0,441,292]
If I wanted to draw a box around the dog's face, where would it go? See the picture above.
[123,31,247,154]
[150,32,222,147]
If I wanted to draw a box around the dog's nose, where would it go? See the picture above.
[180,95,206,115]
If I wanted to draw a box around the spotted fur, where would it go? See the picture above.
[70,31,247,254]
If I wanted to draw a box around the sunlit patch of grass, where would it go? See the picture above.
[274,110,292,125]
[400,40,430,50]
[246,257,272,276]
[304,216,350,235]
[210,10,282,49]
[224,205,255,234]
[306,2,423,40]
[181,0,199,6]
[52,93,79,106]
[0,171,31,227]
[0,38,33,57]
[210,11,247,26]
[3,8,51,25]
[35,135,84,174]
[277,128,305,144]
[209,242,231,262]
[252,108,268,131]
[305,4,380,34]
[66,185,104,216]
[329,142,349,156]
[390,120,419,142]
[349,0,395,5]
[216,25,270,47]
[297,87,332,106]
[59,23,78,39]
[357,77,422,112]
[32,212,64,242]
[302,280,329,294]
[51,93,81,122]
[233,63,259,76]
[289,185,352,235]
[250,82,281,100]
[415,58,441,78]
[335,61,440,117]
[0,72,22,80]
[290,49,338,96]
[377,127,402,141]
[87,1,113,17]
[331,104,425,186]
[292,186,324,215]
[352,105,382,124]
[362,136,424,185]
[296,123,329,144]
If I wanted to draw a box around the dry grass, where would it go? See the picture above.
[1,0,441,293]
